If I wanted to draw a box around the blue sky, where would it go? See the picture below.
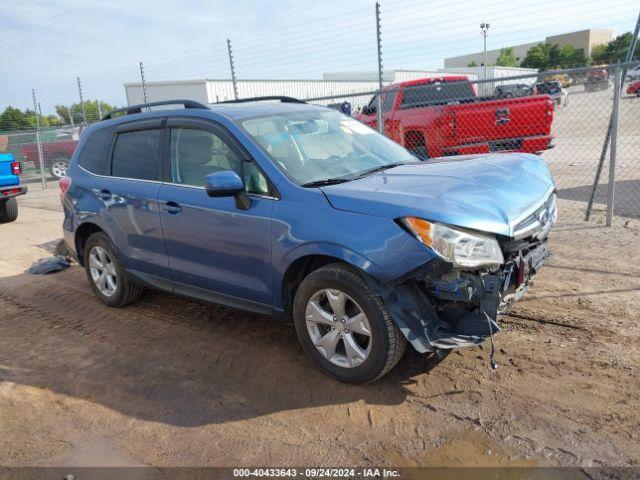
[2,0,638,113]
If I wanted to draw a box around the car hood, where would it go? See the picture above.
[320,153,555,237]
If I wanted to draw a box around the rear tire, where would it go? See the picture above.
[84,232,143,307]
[0,198,18,223]
[49,158,69,180]
[293,263,406,384]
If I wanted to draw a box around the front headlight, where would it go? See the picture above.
[401,217,504,269]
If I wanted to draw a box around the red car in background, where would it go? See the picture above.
[21,128,80,180]
[22,140,77,180]
[627,80,640,97]
[355,76,554,159]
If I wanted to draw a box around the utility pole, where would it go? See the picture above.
[31,89,47,189]
[227,39,239,100]
[139,61,149,107]
[375,1,384,134]
[585,10,640,221]
[481,23,490,94]
[77,77,87,124]
[606,65,621,226]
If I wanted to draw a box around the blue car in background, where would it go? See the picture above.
[61,98,557,383]
[0,153,27,223]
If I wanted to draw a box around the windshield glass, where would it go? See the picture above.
[240,109,418,186]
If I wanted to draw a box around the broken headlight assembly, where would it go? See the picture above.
[401,217,504,269]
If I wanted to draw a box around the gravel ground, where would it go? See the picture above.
[0,188,638,467]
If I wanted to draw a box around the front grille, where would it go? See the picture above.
[512,193,557,240]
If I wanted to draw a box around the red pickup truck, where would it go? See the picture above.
[21,128,80,180]
[355,76,554,159]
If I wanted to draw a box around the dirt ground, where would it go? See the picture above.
[0,187,639,468]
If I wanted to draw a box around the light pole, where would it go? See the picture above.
[480,22,490,93]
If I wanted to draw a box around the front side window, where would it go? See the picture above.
[111,129,161,181]
[241,109,418,186]
[170,127,270,195]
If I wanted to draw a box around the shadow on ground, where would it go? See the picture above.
[557,179,640,219]
[0,267,447,428]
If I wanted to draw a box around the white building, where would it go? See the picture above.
[124,79,385,110]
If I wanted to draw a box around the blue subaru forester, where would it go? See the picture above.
[61,98,556,383]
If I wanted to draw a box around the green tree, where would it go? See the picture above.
[55,100,114,124]
[590,32,639,64]
[590,44,608,64]
[521,42,588,70]
[0,106,31,131]
[496,47,517,67]
[467,60,478,67]
[558,45,587,68]
[521,43,553,70]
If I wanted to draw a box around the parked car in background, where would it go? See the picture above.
[585,68,610,92]
[61,99,557,383]
[355,76,554,159]
[534,81,568,107]
[627,80,640,96]
[626,64,640,82]
[21,127,81,180]
[0,153,27,223]
[494,83,532,98]
[544,73,573,88]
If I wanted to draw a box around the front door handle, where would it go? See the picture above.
[164,201,183,214]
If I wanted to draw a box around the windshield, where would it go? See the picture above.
[240,109,418,186]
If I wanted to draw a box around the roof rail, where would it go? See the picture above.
[101,99,209,120]
[215,96,306,105]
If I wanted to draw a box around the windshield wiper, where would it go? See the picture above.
[301,177,352,188]
[351,162,411,180]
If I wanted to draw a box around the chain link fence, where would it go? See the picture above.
[0,124,85,187]
[5,0,639,229]
[3,63,639,227]
[304,63,640,226]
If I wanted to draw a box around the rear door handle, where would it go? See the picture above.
[163,201,182,214]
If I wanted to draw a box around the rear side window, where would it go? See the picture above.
[111,129,161,181]
[77,127,115,175]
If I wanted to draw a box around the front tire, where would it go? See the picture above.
[0,198,18,223]
[83,232,143,307]
[293,264,406,384]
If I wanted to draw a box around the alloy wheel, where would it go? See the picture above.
[89,246,118,297]
[305,288,372,368]
[52,160,68,179]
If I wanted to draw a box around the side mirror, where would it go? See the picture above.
[204,170,243,196]
[204,170,251,210]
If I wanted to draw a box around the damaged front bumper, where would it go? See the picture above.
[375,239,550,353]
